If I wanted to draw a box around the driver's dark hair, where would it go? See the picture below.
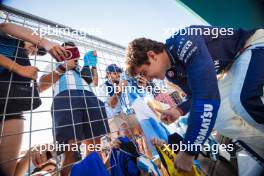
[125,38,165,76]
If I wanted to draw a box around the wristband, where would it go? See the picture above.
[58,64,66,72]
[54,69,63,75]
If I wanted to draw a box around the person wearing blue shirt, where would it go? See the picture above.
[99,64,140,139]
[99,64,124,119]
[124,26,264,172]
[98,64,152,158]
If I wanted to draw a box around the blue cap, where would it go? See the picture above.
[106,64,123,73]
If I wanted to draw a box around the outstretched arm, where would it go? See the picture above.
[0,22,67,61]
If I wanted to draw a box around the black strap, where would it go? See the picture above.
[74,66,93,84]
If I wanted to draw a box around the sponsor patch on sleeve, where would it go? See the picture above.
[176,37,198,64]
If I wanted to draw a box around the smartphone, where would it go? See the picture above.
[100,135,111,151]
[63,47,80,60]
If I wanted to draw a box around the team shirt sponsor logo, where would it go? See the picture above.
[194,104,213,144]
[177,39,198,63]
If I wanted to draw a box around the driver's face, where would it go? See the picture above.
[133,50,169,81]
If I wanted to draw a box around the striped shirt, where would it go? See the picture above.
[45,62,92,96]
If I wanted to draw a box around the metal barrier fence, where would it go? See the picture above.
[0,5,187,176]
[0,5,130,176]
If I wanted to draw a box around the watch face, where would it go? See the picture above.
[167,70,174,77]
[169,92,182,105]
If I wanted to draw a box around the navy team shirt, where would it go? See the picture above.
[165,25,256,155]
